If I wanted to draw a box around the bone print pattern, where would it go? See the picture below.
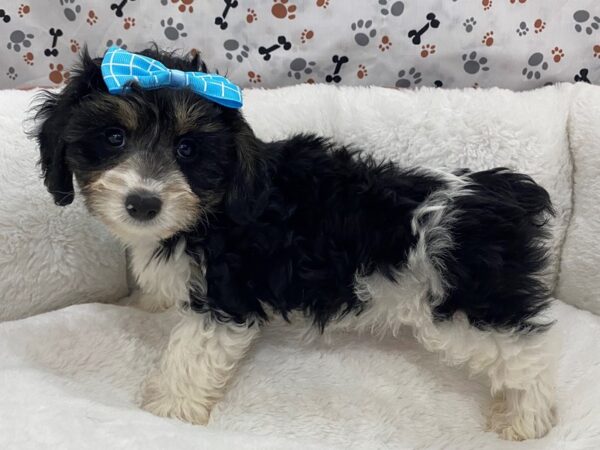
[0,0,598,89]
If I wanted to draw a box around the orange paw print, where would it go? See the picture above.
[171,0,193,13]
[534,18,546,33]
[70,39,80,53]
[272,0,296,20]
[306,78,316,84]
[86,10,98,25]
[246,8,258,23]
[316,0,330,7]
[18,4,30,17]
[551,47,565,63]
[510,0,527,3]
[482,0,492,10]
[482,31,494,46]
[49,63,69,85]
[301,29,314,43]
[23,52,34,66]
[248,71,262,84]
[356,64,368,79]
[378,35,392,52]
[420,44,436,58]
[123,17,135,29]
[594,44,600,58]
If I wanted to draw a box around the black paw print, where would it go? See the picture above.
[396,67,422,88]
[574,10,600,34]
[6,67,17,80]
[7,30,34,52]
[351,19,377,46]
[224,39,249,62]
[161,18,187,40]
[379,0,404,16]
[516,21,529,36]
[522,52,548,80]
[60,0,82,22]
[462,51,489,74]
[463,17,476,32]
[106,38,127,49]
[288,58,316,79]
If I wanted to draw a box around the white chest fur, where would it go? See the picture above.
[127,238,206,311]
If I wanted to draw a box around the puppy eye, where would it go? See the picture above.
[104,128,126,148]
[176,139,197,161]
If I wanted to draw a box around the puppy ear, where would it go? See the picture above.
[34,47,104,206]
[224,116,269,224]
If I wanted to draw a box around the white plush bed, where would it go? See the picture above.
[1,84,599,449]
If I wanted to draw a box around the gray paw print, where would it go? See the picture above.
[574,10,600,34]
[379,0,404,17]
[60,0,81,22]
[161,18,187,40]
[396,67,422,88]
[287,58,316,80]
[522,52,548,80]
[351,19,377,46]
[6,67,17,80]
[462,51,489,74]
[516,21,529,36]
[224,39,249,63]
[7,30,34,52]
[106,38,127,50]
[463,17,476,32]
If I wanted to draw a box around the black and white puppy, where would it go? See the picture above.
[34,48,557,440]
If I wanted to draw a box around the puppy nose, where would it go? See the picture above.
[125,191,162,221]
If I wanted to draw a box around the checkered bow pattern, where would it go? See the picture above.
[100,46,243,109]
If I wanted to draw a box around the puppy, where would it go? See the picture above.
[34,47,557,440]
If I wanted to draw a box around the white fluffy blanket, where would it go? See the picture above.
[1,84,600,448]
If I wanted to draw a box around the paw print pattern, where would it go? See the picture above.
[551,47,565,63]
[123,17,135,29]
[522,52,548,80]
[60,0,81,22]
[420,44,436,58]
[272,0,296,20]
[379,0,404,17]
[594,45,600,58]
[23,52,34,65]
[6,67,18,80]
[18,4,31,17]
[462,51,489,74]
[287,58,316,79]
[396,67,422,88]
[351,20,377,46]
[516,21,529,36]
[463,17,477,33]
[106,38,126,50]
[534,19,546,34]
[482,31,494,46]
[574,10,600,34]
[316,0,330,8]
[301,29,314,43]
[49,63,69,84]
[379,35,392,52]
[357,64,368,79]
[246,8,257,23]
[161,18,187,40]
[171,0,194,13]
[86,10,98,26]
[7,30,34,52]
[70,39,81,52]
[0,9,11,23]
[482,0,492,11]
[248,71,261,84]
[224,39,249,62]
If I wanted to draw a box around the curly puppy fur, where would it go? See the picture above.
[34,47,557,441]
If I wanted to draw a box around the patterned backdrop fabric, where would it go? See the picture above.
[0,0,599,90]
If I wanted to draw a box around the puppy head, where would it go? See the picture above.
[34,47,262,243]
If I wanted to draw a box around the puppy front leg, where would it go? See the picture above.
[141,313,259,424]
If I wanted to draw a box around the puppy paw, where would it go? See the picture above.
[141,372,211,425]
[119,290,173,313]
[487,394,555,441]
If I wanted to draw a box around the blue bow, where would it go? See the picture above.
[101,46,243,109]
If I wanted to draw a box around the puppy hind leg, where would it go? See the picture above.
[141,313,259,425]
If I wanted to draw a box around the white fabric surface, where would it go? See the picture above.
[0,84,599,448]
[0,89,128,321]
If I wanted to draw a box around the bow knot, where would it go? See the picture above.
[101,47,243,109]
